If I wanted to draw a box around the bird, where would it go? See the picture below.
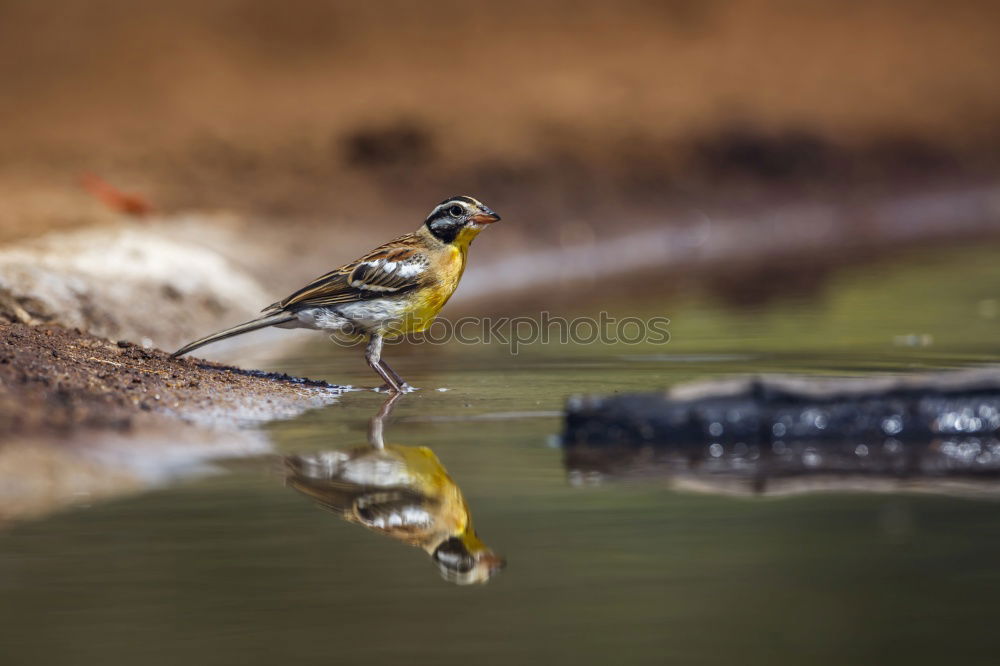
[284,393,505,585]
[170,195,501,392]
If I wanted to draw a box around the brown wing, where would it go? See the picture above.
[264,233,431,312]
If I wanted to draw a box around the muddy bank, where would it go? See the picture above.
[0,322,343,439]
[0,322,345,524]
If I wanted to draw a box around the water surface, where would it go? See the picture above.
[1,244,999,665]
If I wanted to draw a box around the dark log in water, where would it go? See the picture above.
[562,370,1000,494]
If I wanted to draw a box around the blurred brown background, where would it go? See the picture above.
[2,0,999,242]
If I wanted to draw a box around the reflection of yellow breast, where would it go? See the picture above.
[285,444,468,544]
[390,445,469,535]
[284,437,501,584]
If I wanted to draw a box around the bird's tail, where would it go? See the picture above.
[170,312,296,358]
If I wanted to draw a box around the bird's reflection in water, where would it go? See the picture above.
[284,393,505,585]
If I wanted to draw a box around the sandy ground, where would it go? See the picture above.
[0,320,346,523]
[0,322,343,439]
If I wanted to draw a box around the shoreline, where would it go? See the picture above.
[1,179,999,523]
[0,322,345,525]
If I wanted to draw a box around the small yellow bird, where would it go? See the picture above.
[171,196,500,392]
[284,394,505,584]
[285,445,505,584]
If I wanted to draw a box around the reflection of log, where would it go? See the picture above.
[562,370,1000,495]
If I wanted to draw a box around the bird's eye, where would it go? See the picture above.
[448,205,464,218]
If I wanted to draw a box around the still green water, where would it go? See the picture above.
[1,244,999,665]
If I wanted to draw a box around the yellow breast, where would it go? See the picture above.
[406,244,466,333]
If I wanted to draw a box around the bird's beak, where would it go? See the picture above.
[471,210,501,224]
[478,551,507,574]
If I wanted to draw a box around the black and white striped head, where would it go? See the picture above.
[424,195,501,244]
[431,535,506,585]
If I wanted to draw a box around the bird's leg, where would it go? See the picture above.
[378,358,412,391]
[365,334,401,393]
[368,392,403,449]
